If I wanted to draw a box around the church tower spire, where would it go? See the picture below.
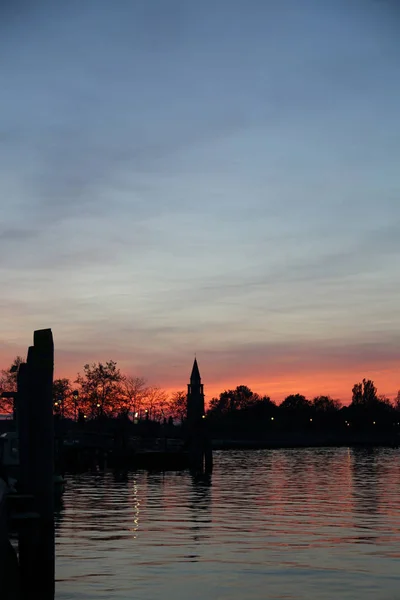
[190,358,201,384]
[187,358,204,425]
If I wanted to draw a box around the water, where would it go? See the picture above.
[55,448,400,600]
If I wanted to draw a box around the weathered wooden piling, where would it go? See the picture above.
[0,479,20,600]
[0,478,8,588]
[16,329,55,600]
[16,361,31,495]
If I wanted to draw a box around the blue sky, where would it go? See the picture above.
[1,0,399,399]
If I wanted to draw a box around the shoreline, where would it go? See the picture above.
[212,433,400,450]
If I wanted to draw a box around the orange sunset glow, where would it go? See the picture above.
[1,340,399,406]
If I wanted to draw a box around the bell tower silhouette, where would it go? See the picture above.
[185,358,212,473]
[186,358,204,426]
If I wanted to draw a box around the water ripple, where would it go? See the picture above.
[56,448,400,600]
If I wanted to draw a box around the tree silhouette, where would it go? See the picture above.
[279,394,311,430]
[209,385,261,415]
[348,379,396,429]
[75,361,124,418]
[168,390,187,423]
[312,395,341,413]
[311,395,341,429]
[121,375,148,416]
[351,379,378,406]
[53,378,72,417]
[394,390,400,412]
[141,386,168,422]
[280,394,310,411]
[0,356,24,413]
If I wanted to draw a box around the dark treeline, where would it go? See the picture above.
[207,381,400,437]
[1,356,400,437]
[0,357,183,423]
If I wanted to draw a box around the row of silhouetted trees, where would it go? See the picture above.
[1,357,400,432]
[0,357,187,423]
[207,381,400,434]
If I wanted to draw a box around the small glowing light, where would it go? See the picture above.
[96,403,101,408]
[134,412,139,418]
[373,421,376,425]
[309,418,313,422]
[83,415,87,419]
[270,417,274,421]
[202,415,206,419]
[145,409,148,413]
[54,402,59,406]
[346,423,350,426]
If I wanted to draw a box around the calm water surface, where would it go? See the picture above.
[56,448,400,600]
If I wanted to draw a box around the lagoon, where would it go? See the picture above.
[56,448,400,600]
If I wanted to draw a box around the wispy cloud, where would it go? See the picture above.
[0,0,399,399]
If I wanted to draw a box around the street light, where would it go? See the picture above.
[58,394,65,418]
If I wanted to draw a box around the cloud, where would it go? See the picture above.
[0,227,39,242]
[0,0,399,404]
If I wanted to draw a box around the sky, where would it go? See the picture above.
[1,0,399,402]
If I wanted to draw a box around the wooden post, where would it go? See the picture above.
[16,353,36,598]
[17,330,55,600]
[0,479,20,600]
[31,329,55,600]
[0,479,8,589]
[17,359,32,493]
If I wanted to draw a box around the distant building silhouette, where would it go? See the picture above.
[186,358,212,473]
[187,358,204,427]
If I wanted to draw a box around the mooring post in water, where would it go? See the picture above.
[17,359,32,495]
[0,479,8,589]
[32,329,55,600]
[16,350,36,597]
[0,478,20,600]
[17,329,55,600]
[186,359,213,473]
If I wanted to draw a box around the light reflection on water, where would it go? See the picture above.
[55,448,400,600]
